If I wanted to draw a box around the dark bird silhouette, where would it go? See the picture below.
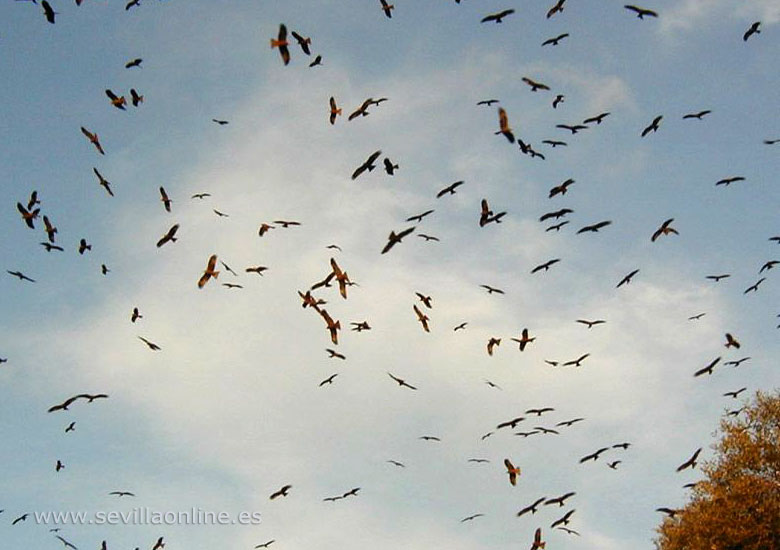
[254,541,275,549]
[617,269,640,288]
[724,357,750,367]
[676,448,702,472]
[694,356,721,377]
[109,491,136,497]
[759,260,779,273]
[418,234,439,242]
[413,304,430,332]
[326,348,346,360]
[551,510,576,529]
[480,284,505,294]
[683,110,711,120]
[481,9,515,23]
[222,282,243,289]
[271,24,290,65]
[159,187,172,212]
[487,337,501,356]
[101,264,110,275]
[220,260,238,277]
[125,0,141,10]
[723,387,747,399]
[212,119,229,126]
[531,258,560,273]
[558,526,580,536]
[706,274,730,282]
[641,115,663,137]
[546,0,566,19]
[245,266,269,276]
[78,239,91,254]
[329,97,342,125]
[563,353,590,367]
[125,58,143,69]
[138,336,161,351]
[539,208,573,222]
[557,123,588,134]
[383,157,399,175]
[41,0,56,23]
[517,497,546,517]
[419,435,440,442]
[549,178,574,198]
[583,112,610,125]
[526,407,555,416]
[724,333,740,349]
[522,77,551,92]
[577,319,605,328]
[198,254,219,288]
[744,278,765,294]
[415,292,433,309]
[651,218,678,241]
[131,307,142,323]
[557,418,585,427]
[497,107,515,143]
[12,514,28,525]
[453,322,468,331]
[381,226,415,254]
[530,527,545,550]
[387,460,405,467]
[477,99,499,106]
[625,5,658,18]
[688,313,706,320]
[379,0,394,18]
[152,537,165,550]
[656,507,680,518]
[436,180,465,198]
[580,447,609,463]
[577,220,612,233]
[552,94,564,109]
[192,193,211,199]
[105,89,126,110]
[291,31,311,55]
[17,202,40,228]
[504,458,521,485]
[715,176,745,186]
[55,459,64,471]
[309,55,323,67]
[460,513,484,522]
[80,127,105,155]
[352,150,382,180]
[65,422,76,433]
[497,417,525,430]
[319,373,338,387]
[743,21,761,41]
[406,210,434,223]
[130,89,143,106]
[55,535,78,549]
[7,270,35,283]
[93,168,114,197]
[269,485,292,499]
[156,224,180,248]
[545,492,576,507]
[387,372,417,390]
[39,240,60,250]
[546,221,569,232]
[542,140,567,147]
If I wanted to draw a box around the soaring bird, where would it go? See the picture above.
[387,372,417,390]
[517,497,546,517]
[546,0,566,19]
[326,348,345,360]
[676,448,702,472]
[290,31,312,54]
[487,337,501,356]
[617,269,640,288]
[329,97,342,125]
[436,180,465,198]
[271,24,290,65]
[584,112,611,125]
[580,447,609,463]
[105,89,126,110]
[557,123,588,134]
[577,319,605,328]
[80,127,105,155]
[477,99,499,106]
[319,374,338,387]
[125,58,143,69]
[545,492,576,506]
[481,9,515,23]
[131,307,142,323]
[743,21,761,41]
[531,259,560,274]
[159,186,172,212]
[460,513,484,523]
[197,254,219,288]
[413,304,430,332]
[641,115,663,136]
[130,89,143,106]
[42,0,56,23]
[504,458,521,485]
[539,208,573,222]
[549,178,574,198]
[743,278,765,294]
[551,510,575,529]
[497,107,515,143]
[406,210,434,223]
[530,527,545,550]
[381,226,415,254]
[724,333,740,349]
[552,94,564,109]
[383,157,399,175]
[683,110,711,120]
[78,238,91,254]
[522,77,551,92]
[651,218,678,241]
[269,485,292,499]
[156,224,180,248]
[40,242,64,252]
[723,387,747,399]
[309,55,323,67]
[480,284,505,294]
[352,150,382,180]
[563,353,590,367]
[715,176,745,186]
[93,168,114,197]
[511,329,535,351]
[415,292,433,309]
[625,5,658,18]
[109,491,136,497]
[379,0,394,18]
[577,220,612,233]
[138,336,161,351]
[17,202,40,229]
[694,356,721,377]
[55,535,78,549]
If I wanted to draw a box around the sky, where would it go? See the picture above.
[0,0,778,549]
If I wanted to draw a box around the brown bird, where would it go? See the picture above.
[319,373,338,387]
[504,458,521,485]
[7,270,35,283]
[326,348,345,360]
[487,337,501,356]
[481,9,515,23]
[530,527,545,550]
[78,238,91,254]
[271,24,290,65]
[245,266,268,276]
[497,107,515,143]
[517,497,546,517]
[580,447,609,463]
[290,31,311,55]
[105,89,126,110]
[379,0,394,18]
[676,448,702,472]
[759,260,779,273]
[539,208,573,222]
[352,150,382,180]
[38,215,56,245]
[319,309,341,345]
[130,89,143,106]
[563,353,590,367]
[549,178,574,198]
[651,218,678,241]
[546,0,566,19]
[415,292,433,309]
[309,55,323,67]
[522,77,551,92]
[387,372,417,390]
[724,333,740,349]
[329,97,342,125]
[93,168,114,197]
[436,180,465,198]
[17,202,40,229]
[159,187,172,212]
[381,226,415,254]
[511,328,535,351]
[550,509,575,529]
[156,224,180,248]
[269,485,292,499]
[383,157,399,175]
[137,336,161,351]
[197,254,219,288]
[81,126,105,155]
[406,210,434,223]
[413,304,430,332]
[625,5,658,19]
[583,112,610,125]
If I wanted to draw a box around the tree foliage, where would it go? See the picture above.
[655,390,780,550]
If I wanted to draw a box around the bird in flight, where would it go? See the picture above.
[617,269,640,288]
[413,304,430,332]
[546,0,566,19]
[254,541,275,549]
[497,107,515,143]
[138,336,161,351]
[676,448,702,472]
[545,492,576,506]
[212,119,229,125]
[156,224,180,248]
[109,491,136,497]
[517,497,546,517]
[41,0,56,23]
[7,270,35,283]
[159,186,172,212]
[460,513,484,523]
[683,110,711,120]
[487,337,501,356]
[105,89,127,110]
[531,258,560,273]
[624,5,658,19]
[723,387,747,399]
[504,458,521,486]
[198,254,219,288]
[577,220,612,234]
[381,226,415,254]
[743,277,765,294]
[379,0,394,18]
[436,180,465,198]
[81,127,105,155]
[651,218,678,241]
[477,99,499,106]
[17,202,40,229]
[406,210,434,223]
[577,319,605,328]
[522,77,551,92]
[694,356,721,377]
[549,178,574,198]
[271,24,290,65]
[319,373,338,387]
[352,150,382,180]
[743,21,761,41]
[563,353,590,367]
[584,112,610,125]
[54,535,78,549]
[125,58,143,69]
[290,30,312,55]
[724,333,740,349]
[481,9,515,24]
[269,485,292,500]
[530,527,546,550]
[387,372,417,390]
[329,97,341,125]
[715,176,745,186]
[641,115,663,137]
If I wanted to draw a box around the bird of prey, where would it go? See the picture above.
[743,21,761,41]
[526,407,555,416]
[192,193,211,199]
[497,107,515,143]
[222,283,243,289]
[418,234,439,242]
[557,123,588,134]
[198,254,219,288]
[92,168,114,197]
[352,150,382,180]
[326,348,345,360]
[152,537,165,550]
[580,447,609,463]
[496,417,525,430]
[517,497,546,517]
[481,9,515,23]
[212,119,229,125]
[319,309,341,345]
[583,112,610,125]
[504,458,521,485]
[743,278,765,294]
[7,270,35,283]
[387,460,405,467]
[480,284,505,295]
[41,0,56,23]
[558,526,580,536]
[109,491,135,497]
[387,372,417,390]
[551,510,576,529]
[477,99,499,106]
[694,356,721,377]
[290,31,311,54]
[419,435,441,442]
[348,98,374,120]
[682,110,711,120]
[105,89,126,110]
[319,374,338,387]
[383,157,399,175]
[81,127,105,155]
[351,321,371,332]
[101,264,110,275]
[651,218,678,241]
[625,5,658,18]
[65,422,76,433]
[460,513,484,522]
[577,319,605,328]
[530,528,545,550]
[127,88,143,107]
[539,208,573,222]
[676,448,702,472]
[156,224,180,248]
[549,178,574,197]
[245,266,268,276]
[415,292,433,309]
[125,58,143,68]
[468,458,490,464]
[487,337,501,356]
[723,387,747,399]
[546,0,566,19]
[706,274,730,282]
[566,353,591,368]
[715,176,745,186]
[55,460,65,471]
[546,221,569,232]
[724,333,740,349]
[159,187,172,212]
[641,115,663,137]
[12,514,29,525]
[557,418,585,427]
[413,304,430,332]
[607,460,622,469]
[688,313,706,320]
[453,322,468,331]
[329,97,341,125]
[309,55,323,67]
[125,0,141,10]
[531,259,560,273]
[436,180,465,198]
[254,541,275,549]
[617,269,640,288]
[724,357,750,367]
[552,94,564,108]
[578,220,612,234]
[131,306,143,323]
[17,202,40,228]
[55,535,78,549]
[269,485,292,499]
[545,492,576,507]
[381,226,415,254]
[379,0,394,18]
[271,24,290,65]
[759,260,779,273]
[542,140,567,147]
[764,139,780,146]
[406,210,434,223]
[656,507,680,518]
[522,77,551,92]
[78,239,91,254]
[479,199,506,226]
[138,336,161,351]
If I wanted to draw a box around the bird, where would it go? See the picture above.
[41,0,56,23]
[577,319,605,328]
[419,435,441,442]
[526,407,555,416]
[688,313,706,320]
[350,321,371,332]
[607,460,622,470]
[319,309,342,345]
[651,218,678,241]
[531,259,561,274]
[254,541,275,549]
[477,99,499,106]
[460,513,484,522]
[583,112,610,125]
[55,459,64,471]
[156,224,180,248]
[481,9,515,23]
[101,264,110,275]
[546,0,566,19]
[683,110,711,120]
[17,202,40,229]
[522,77,551,92]
[545,492,576,506]
[125,0,141,10]
[105,89,127,110]
[152,537,165,550]
[724,357,751,367]
[617,269,640,288]
[413,304,430,332]
[65,422,76,433]
[109,491,136,497]
[7,270,35,283]
[245,266,268,276]
[78,239,91,254]
[328,97,341,125]
[557,418,585,427]
[497,107,515,143]
[557,123,588,134]
[694,356,721,377]
[530,527,546,550]
[387,460,405,468]
[578,220,612,234]
[436,180,465,198]
[480,284,505,295]
[487,338,501,356]
[551,510,576,529]
[539,208,573,222]
[80,127,105,155]
[676,448,702,472]
[220,260,238,277]
[542,140,567,147]
[271,24,290,65]
[222,283,243,289]
[641,115,663,136]
[743,21,761,41]
[192,193,211,199]
[198,255,219,288]
[309,55,323,67]
[319,374,338,387]
[504,458,521,485]
[326,348,346,360]
[517,497,546,517]
[759,260,779,273]
[125,58,143,69]
[415,292,433,309]
[546,221,569,232]
[381,226,415,254]
[383,157,399,175]
[715,176,745,186]
[723,387,747,399]
[387,372,417,390]
[290,31,311,55]
[497,417,525,430]
[159,186,172,212]
[406,210,434,223]
[552,94,564,108]
[706,274,730,282]
[625,5,658,19]
[743,278,766,294]
[580,447,609,463]
[724,333,740,349]
[12,514,29,525]
[212,118,229,125]
[352,150,382,180]
[93,168,114,197]
[138,336,161,351]
[549,178,574,198]
[269,485,292,499]
[656,507,680,518]
[418,234,439,242]
[54,535,78,549]
[379,0,394,18]
[511,329,535,351]
[557,526,580,536]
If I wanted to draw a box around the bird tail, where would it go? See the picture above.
[270,39,284,48]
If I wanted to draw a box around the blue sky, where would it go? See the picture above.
[1,0,778,549]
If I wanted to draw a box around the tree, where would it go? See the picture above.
[655,390,780,550]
